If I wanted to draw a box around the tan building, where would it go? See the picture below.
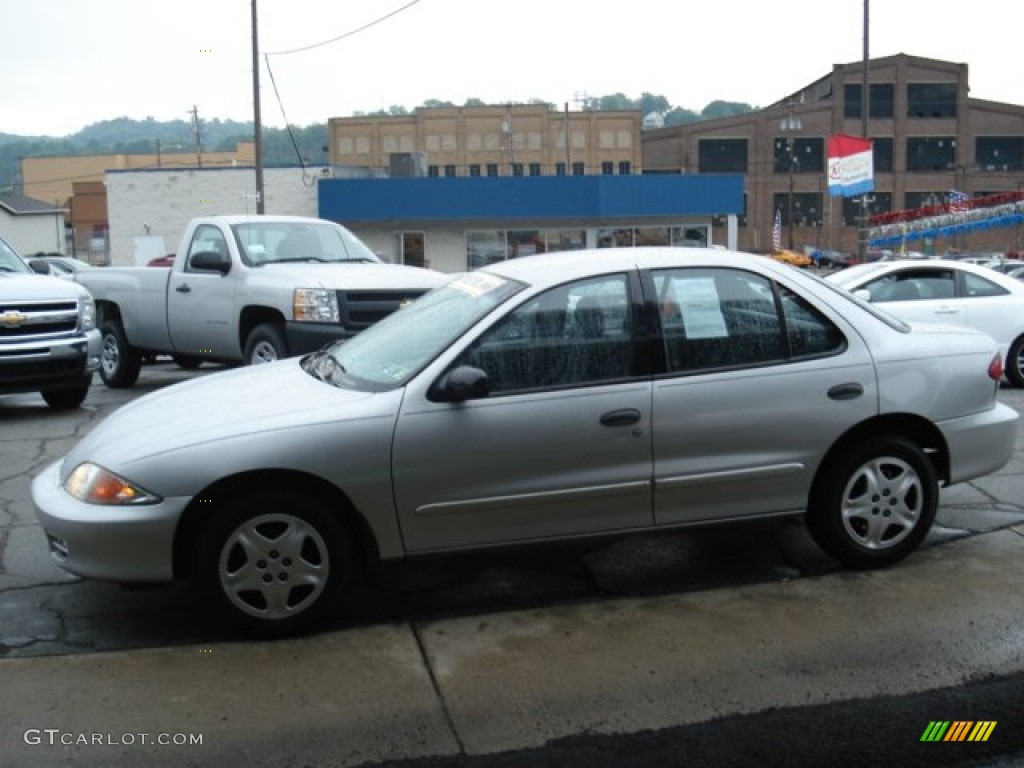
[21,142,255,260]
[328,105,642,178]
[643,54,1024,256]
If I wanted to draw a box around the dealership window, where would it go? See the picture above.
[602,161,614,175]
[698,138,748,173]
[842,193,891,226]
[469,164,481,177]
[906,137,956,171]
[598,228,634,247]
[556,162,567,176]
[486,164,499,177]
[512,163,524,177]
[529,163,542,176]
[467,230,507,269]
[427,166,439,177]
[546,229,587,252]
[572,162,585,176]
[619,161,631,175]
[773,138,824,173]
[671,227,708,246]
[843,83,895,119]
[976,137,1024,172]
[772,193,823,226]
[635,227,670,246]
[907,83,958,118]
[444,165,457,178]
[904,191,948,210]
[508,230,545,258]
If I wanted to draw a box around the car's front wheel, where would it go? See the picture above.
[196,493,350,636]
[243,323,288,365]
[807,436,938,568]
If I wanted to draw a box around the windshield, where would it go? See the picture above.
[0,237,31,274]
[231,220,381,266]
[302,272,524,390]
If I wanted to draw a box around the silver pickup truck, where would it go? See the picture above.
[77,215,447,387]
[0,235,100,408]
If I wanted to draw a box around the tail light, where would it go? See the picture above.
[988,353,1004,382]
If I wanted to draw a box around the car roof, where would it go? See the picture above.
[481,247,793,287]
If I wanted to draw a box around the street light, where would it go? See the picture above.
[781,107,802,251]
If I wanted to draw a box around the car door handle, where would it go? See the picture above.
[600,409,642,427]
[175,283,191,293]
[827,383,864,401]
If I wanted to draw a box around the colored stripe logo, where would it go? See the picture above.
[921,721,997,742]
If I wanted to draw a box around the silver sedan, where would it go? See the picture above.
[32,248,1019,635]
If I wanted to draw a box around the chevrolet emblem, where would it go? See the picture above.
[0,310,28,328]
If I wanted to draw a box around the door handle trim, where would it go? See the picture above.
[600,408,642,427]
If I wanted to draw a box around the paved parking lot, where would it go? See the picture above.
[1,364,1022,766]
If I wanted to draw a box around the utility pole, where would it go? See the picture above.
[857,0,870,260]
[189,105,203,167]
[251,0,265,213]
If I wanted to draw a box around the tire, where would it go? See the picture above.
[1006,335,1024,388]
[243,323,288,365]
[806,436,938,569]
[172,354,203,370]
[99,320,142,388]
[195,493,350,637]
[41,380,90,409]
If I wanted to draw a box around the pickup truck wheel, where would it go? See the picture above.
[196,492,351,637]
[40,380,91,409]
[244,323,288,365]
[99,321,142,388]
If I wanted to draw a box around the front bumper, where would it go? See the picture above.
[940,401,1019,485]
[284,321,356,356]
[31,459,190,583]
[0,329,100,395]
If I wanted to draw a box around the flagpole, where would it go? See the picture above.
[857,0,870,260]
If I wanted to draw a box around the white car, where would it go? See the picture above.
[828,259,1024,387]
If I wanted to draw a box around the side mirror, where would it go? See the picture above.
[190,250,231,274]
[28,260,51,275]
[853,288,872,302]
[431,365,490,403]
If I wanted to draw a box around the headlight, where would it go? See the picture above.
[293,288,339,323]
[64,463,161,506]
[80,295,96,331]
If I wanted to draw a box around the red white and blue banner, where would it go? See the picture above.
[827,134,873,197]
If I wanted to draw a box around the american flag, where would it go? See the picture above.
[772,209,782,250]
[949,189,969,214]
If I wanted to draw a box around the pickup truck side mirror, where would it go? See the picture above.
[190,250,231,275]
[28,260,52,275]
[430,365,490,402]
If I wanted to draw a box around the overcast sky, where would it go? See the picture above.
[1,0,1019,137]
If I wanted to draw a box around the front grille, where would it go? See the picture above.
[336,290,429,332]
[0,300,79,342]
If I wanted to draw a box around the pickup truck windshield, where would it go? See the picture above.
[231,220,381,267]
[303,272,524,390]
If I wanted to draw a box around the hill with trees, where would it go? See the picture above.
[1,94,755,196]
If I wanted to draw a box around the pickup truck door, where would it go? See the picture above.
[166,224,239,358]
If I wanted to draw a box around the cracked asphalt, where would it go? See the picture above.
[2,362,1022,657]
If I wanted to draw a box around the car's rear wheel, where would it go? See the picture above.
[196,493,350,636]
[807,436,938,568]
[99,320,142,388]
[1006,335,1024,387]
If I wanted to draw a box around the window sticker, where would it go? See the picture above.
[677,278,728,339]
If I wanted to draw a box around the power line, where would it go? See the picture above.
[263,0,424,56]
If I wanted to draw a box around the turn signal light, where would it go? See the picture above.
[988,354,1004,382]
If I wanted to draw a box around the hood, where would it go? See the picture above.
[0,272,91,300]
[256,262,447,291]
[62,358,384,478]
